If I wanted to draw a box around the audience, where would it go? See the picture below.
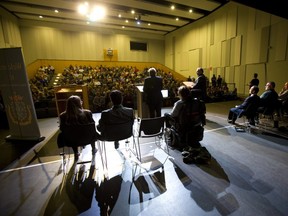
[29,64,239,116]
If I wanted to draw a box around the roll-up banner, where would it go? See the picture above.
[0,47,45,142]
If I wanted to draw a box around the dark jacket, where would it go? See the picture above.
[97,105,134,133]
[143,76,163,105]
[192,74,207,100]
[59,109,94,130]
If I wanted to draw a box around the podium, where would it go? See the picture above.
[135,86,149,118]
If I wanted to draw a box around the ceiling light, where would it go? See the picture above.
[39,15,43,18]
[176,17,179,21]
[171,5,175,10]
[137,20,141,25]
[78,3,106,22]
[78,2,89,15]
[54,9,59,13]
[88,6,106,21]
[118,14,122,18]
[122,26,125,28]
[125,20,129,23]
[131,10,135,14]
[148,23,151,26]
[189,9,193,13]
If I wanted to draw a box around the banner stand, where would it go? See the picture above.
[0,47,45,144]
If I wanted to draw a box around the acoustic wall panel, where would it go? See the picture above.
[275,21,288,61]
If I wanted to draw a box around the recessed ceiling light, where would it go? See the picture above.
[176,17,179,21]
[189,9,193,13]
[39,15,43,18]
[118,14,122,18]
[171,5,175,10]
[125,20,129,23]
[122,26,125,28]
[148,23,151,26]
[54,9,59,13]
[131,10,135,14]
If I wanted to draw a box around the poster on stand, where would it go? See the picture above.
[0,47,44,142]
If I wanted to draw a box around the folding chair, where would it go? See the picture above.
[58,123,103,170]
[98,120,134,171]
[132,116,169,163]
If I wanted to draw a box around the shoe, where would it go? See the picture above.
[227,119,232,123]
[183,154,195,164]
[181,150,190,157]
[114,141,119,149]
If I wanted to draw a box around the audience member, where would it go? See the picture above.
[217,75,222,87]
[227,85,260,125]
[143,67,163,118]
[164,86,205,150]
[59,95,97,160]
[97,90,134,149]
[211,74,216,87]
[191,67,207,101]
[257,81,278,114]
[249,73,259,88]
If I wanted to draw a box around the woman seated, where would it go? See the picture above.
[59,95,97,160]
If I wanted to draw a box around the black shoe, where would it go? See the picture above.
[183,154,195,164]
[114,141,119,149]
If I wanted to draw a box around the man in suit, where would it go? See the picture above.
[143,67,163,118]
[227,85,260,125]
[97,90,134,149]
[191,67,207,101]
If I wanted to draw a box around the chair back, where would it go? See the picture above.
[61,123,98,147]
[100,120,134,141]
[138,116,165,138]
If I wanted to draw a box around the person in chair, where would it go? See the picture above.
[59,95,97,160]
[97,90,134,149]
[227,85,260,125]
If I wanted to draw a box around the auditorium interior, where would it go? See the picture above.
[0,1,288,216]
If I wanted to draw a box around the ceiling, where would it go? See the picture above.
[0,0,286,36]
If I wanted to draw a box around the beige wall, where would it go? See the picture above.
[19,26,165,66]
[165,2,288,95]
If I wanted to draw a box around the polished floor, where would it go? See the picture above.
[0,101,288,216]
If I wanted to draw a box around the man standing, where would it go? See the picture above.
[143,67,163,118]
[192,67,207,101]
[97,90,134,149]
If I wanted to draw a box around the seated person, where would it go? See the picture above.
[257,81,279,115]
[227,85,260,125]
[59,95,97,160]
[278,82,288,114]
[97,90,134,149]
[164,86,205,151]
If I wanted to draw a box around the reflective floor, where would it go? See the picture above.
[0,101,288,216]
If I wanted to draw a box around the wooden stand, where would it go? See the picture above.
[54,85,89,116]
[135,85,149,118]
